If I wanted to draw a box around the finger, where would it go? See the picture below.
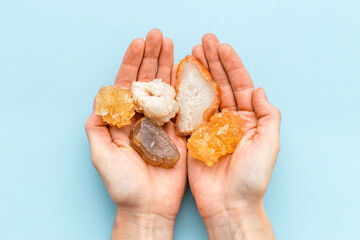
[170,63,179,88]
[252,88,281,149]
[218,44,255,111]
[137,29,163,82]
[84,99,112,169]
[170,63,179,123]
[156,38,174,85]
[115,38,145,88]
[192,44,208,68]
[85,112,111,148]
[202,34,237,111]
[109,114,142,147]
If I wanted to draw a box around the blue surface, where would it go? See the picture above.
[1,0,360,239]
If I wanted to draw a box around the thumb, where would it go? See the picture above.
[252,88,281,150]
[84,98,112,168]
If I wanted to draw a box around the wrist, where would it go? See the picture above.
[203,199,275,240]
[111,207,175,240]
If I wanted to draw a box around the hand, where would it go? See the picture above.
[85,29,187,240]
[188,34,281,239]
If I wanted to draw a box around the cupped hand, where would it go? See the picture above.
[85,29,187,239]
[188,34,281,239]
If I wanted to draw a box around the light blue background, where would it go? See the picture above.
[1,0,359,239]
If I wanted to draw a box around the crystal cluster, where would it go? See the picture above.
[187,109,243,167]
[130,118,180,168]
[131,79,179,126]
[95,86,135,128]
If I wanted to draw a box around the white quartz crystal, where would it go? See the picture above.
[131,79,179,126]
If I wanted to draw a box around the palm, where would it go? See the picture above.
[188,34,280,218]
[188,111,260,216]
[106,118,186,214]
[85,29,187,219]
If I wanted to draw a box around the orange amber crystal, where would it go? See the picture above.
[187,109,243,167]
[95,86,135,128]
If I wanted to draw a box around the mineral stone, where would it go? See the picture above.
[187,109,243,167]
[95,86,135,128]
[130,118,180,168]
[131,79,179,126]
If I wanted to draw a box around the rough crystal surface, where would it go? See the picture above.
[187,109,243,167]
[130,118,180,168]
[95,86,135,128]
[131,79,179,126]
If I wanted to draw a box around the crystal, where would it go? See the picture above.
[187,109,243,167]
[131,79,179,126]
[130,118,180,168]
[95,86,135,128]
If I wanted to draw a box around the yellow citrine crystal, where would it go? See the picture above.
[187,109,243,167]
[95,86,135,128]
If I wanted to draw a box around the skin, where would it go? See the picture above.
[85,30,281,239]
[189,34,280,239]
[85,29,187,239]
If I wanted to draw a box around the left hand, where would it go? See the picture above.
[85,29,187,240]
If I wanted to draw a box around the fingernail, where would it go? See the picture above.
[260,88,268,100]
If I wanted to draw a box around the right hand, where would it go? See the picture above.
[187,33,281,239]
